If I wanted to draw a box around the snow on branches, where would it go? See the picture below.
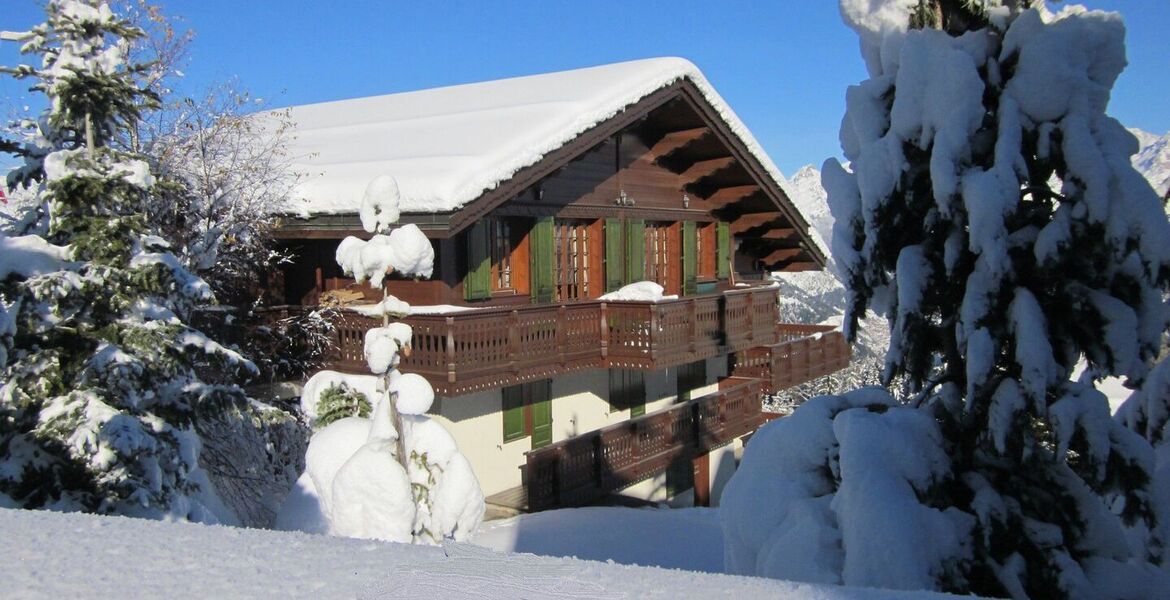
[727,3,1170,598]
[277,175,482,544]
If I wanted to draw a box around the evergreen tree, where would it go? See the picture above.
[0,0,255,519]
[828,1,1169,596]
[725,2,1170,598]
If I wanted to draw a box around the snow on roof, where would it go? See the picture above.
[275,57,794,217]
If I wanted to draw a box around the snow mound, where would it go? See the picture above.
[359,175,400,233]
[721,389,968,590]
[390,373,434,415]
[599,281,673,302]
[363,324,412,375]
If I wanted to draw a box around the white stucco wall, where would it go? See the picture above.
[432,356,744,501]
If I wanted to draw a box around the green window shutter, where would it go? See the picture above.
[530,381,552,449]
[465,220,491,300]
[716,221,730,279]
[604,218,625,292]
[502,385,525,443]
[682,221,697,296]
[530,217,555,303]
[625,218,645,284]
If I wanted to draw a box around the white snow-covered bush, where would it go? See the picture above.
[277,173,482,543]
[723,388,969,589]
[725,2,1170,598]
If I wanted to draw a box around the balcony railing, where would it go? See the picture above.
[329,285,787,396]
[524,377,765,512]
[734,324,852,394]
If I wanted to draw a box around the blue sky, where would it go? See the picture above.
[2,1,1168,176]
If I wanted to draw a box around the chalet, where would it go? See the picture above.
[268,57,850,512]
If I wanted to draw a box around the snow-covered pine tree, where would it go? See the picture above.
[826,0,1170,596]
[724,2,1170,597]
[0,0,257,519]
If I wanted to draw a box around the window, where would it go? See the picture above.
[699,223,716,279]
[554,219,591,301]
[490,218,514,292]
[502,380,552,448]
[644,222,671,289]
[609,369,646,417]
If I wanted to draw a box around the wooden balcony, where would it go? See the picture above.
[733,324,852,393]
[524,377,765,512]
[329,285,787,396]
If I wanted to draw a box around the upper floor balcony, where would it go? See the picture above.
[325,284,849,397]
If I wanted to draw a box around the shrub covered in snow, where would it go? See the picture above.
[277,173,483,543]
[725,2,1170,598]
[315,383,372,429]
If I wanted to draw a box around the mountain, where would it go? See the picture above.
[1130,128,1170,199]
[774,165,888,363]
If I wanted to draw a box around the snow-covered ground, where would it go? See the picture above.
[472,506,724,573]
[0,506,971,599]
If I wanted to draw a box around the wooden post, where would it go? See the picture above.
[693,452,710,508]
[445,316,456,384]
[508,310,520,374]
[557,305,567,367]
[599,302,609,360]
[688,299,697,356]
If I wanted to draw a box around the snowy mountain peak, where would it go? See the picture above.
[1130,128,1170,198]
[784,164,832,248]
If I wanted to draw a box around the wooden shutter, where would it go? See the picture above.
[530,381,552,449]
[502,385,525,442]
[530,217,555,303]
[716,221,730,279]
[682,221,697,296]
[604,218,625,292]
[465,220,491,300]
[625,218,645,284]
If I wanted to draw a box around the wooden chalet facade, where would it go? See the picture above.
[267,58,850,512]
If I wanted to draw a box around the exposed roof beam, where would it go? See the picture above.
[648,127,710,161]
[754,227,798,241]
[729,212,783,235]
[762,248,804,265]
[704,185,760,209]
[778,261,820,272]
[679,157,735,185]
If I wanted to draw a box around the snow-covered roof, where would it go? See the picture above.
[276,57,792,218]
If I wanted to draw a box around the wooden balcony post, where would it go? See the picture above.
[599,302,609,361]
[508,309,520,374]
[557,305,567,367]
[649,305,659,361]
[745,290,754,344]
[445,316,456,384]
[688,298,697,357]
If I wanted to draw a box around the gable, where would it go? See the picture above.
[274,57,825,271]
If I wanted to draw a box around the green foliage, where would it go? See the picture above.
[314,383,370,429]
[0,1,260,520]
